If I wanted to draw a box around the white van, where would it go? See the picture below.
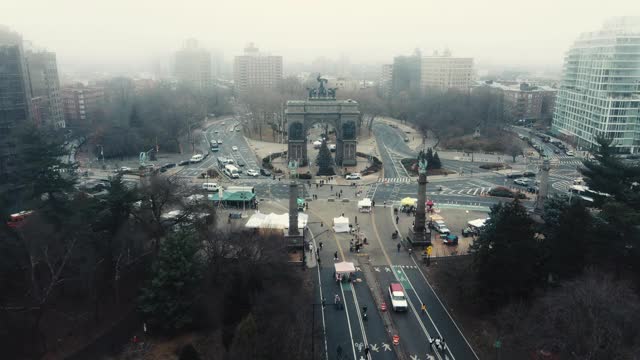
[202,183,220,192]
[190,154,204,163]
[224,164,240,179]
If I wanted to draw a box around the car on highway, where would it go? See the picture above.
[565,150,575,156]
[260,168,272,176]
[232,146,238,151]
[345,173,361,180]
[514,178,530,186]
[117,166,133,174]
[522,171,536,178]
[554,149,561,154]
[247,169,259,177]
[178,160,191,166]
[190,154,204,163]
[506,172,524,179]
[388,283,408,312]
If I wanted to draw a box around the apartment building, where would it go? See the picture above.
[233,43,283,93]
[421,50,473,92]
[26,50,65,128]
[379,64,393,97]
[552,17,640,153]
[174,38,212,90]
[62,84,105,124]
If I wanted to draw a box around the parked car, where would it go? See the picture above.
[527,185,539,193]
[506,172,524,179]
[260,168,272,176]
[217,139,223,145]
[431,220,450,234]
[442,234,459,245]
[345,173,361,180]
[462,227,476,237]
[247,169,259,177]
[388,283,408,312]
[232,146,238,151]
[514,178,530,186]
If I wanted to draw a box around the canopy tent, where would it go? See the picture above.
[468,218,488,228]
[400,197,418,206]
[429,214,444,221]
[333,216,350,233]
[334,261,356,274]
[358,198,372,212]
[245,212,308,230]
[208,191,255,202]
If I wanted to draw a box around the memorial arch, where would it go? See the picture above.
[285,75,360,166]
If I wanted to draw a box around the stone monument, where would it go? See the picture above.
[407,150,432,246]
[534,159,551,214]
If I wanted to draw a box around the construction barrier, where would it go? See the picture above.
[380,302,387,312]
[393,335,400,346]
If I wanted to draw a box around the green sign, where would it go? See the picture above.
[494,340,502,349]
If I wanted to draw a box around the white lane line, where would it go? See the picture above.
[399,267,453,360]
[340,284,359,360]
[349,283,371,359]
[473,189,478,196]
[466,189,473,195]
[457,189,465,194]
[308,228,329,360]
[410,256,480,360]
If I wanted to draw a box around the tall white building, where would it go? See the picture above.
[233,43,282,93]
[552,17,640,154]
[420,50,473,92]
[379,64,393,97]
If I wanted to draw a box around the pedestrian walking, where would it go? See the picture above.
[364,345,370,356]
[336,344,343,359]
[319,241,323,250]
[316,248,320,256]
[396,215,399,224]
[334,251,338,261]
[338,193,341,199]
[421,303,427,314]
[331,185,333,191]
[355,215,358,224]
[397,243,401,252]
[372,200,375,207]
[308,243,313,253]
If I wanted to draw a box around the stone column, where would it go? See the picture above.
[414,172,427,232]
[288,181,299,236]
[535,159,550,214]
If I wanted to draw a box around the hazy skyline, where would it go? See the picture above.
[6,0,639,71]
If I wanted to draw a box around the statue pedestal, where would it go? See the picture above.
[407,227,431,247]
[285,234,305,248]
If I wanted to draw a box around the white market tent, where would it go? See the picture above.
[468,218,488,229]
[334,261,356,274]
[333,216,350,233]
[245,212,308,230]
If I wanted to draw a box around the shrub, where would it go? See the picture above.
[489,186,526,199]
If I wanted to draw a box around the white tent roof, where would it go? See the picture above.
[333,216,350,233]
[245,212,308,229]
[358,198,372,208]
[334,261,356,274]
[468,218,488,228]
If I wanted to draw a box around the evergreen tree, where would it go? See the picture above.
[470,200,541,308]
[425,148,434,168]
[431,152,442,169]
[138,231,203,333]
[542,199,597,280]
[9,124,77,202]
[580,137,640,279]
[316,140,335,176]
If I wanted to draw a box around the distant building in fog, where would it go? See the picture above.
[233,43,283,93]
[391,51,421,94]
[379,64,393,97]
[62,83,105,124]
[421,50,473,92]
[473,80,557,122]
[0,26,32,180]
[174,38,212,90]
[26,50,65,128]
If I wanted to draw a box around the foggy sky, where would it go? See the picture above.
[5,0,639,70]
